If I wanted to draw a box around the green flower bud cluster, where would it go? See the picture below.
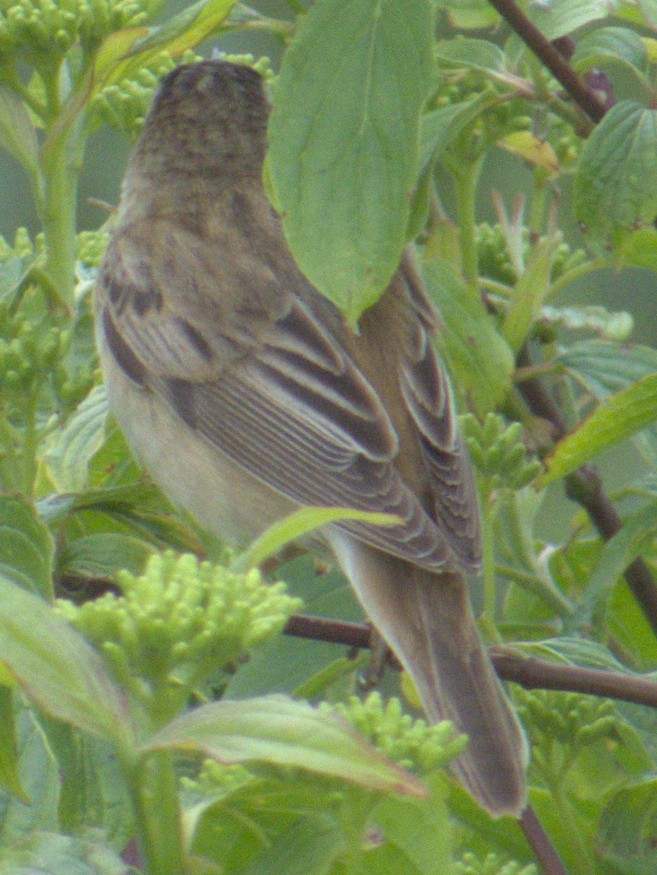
[0,297,70,409]
[0,229,93,413]
[182,760,254,799]
[77,230,109,267]
[455,852,537,875]
[0,0,160,62]
[476,223,520,285]
[461,413,541,492]
[0,313,67,395]
[57,551,303,697]
[219,53,273,80]
[514,687,621,771]
[92,49,201,135]
[485,98,533,142]
[476,223,586,286]
[0,227,39,261]
[326,692,467,774]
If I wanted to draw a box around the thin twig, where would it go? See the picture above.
[516,347,657,637]
[485,0,607,123]
[491,647,657,707]
[520,806,568,875]
[285,614,657,710]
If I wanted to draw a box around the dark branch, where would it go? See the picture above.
[485,0,607,123]
[285,614,657,710]
[520,806,568,875]
[515,347,657,638]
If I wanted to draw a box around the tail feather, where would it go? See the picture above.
[328,532,527,817]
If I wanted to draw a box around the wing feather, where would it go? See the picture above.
[98,228,471,572]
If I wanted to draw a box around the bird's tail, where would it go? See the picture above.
[329,535,527,817]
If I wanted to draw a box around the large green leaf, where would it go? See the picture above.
[146,695,427,797]
[0,575,130,745]
[574,101,657,248]
[268,0,433,326]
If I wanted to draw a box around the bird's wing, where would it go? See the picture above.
[396,257,482,571]
[97,225,465,570]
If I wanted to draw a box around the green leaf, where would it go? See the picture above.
[146,695,427,797]
[433,0,500,30]
[41,722,133,848]
[572,26,649,77]
[542,373,657,484]
[0,496,54,600]
[435,37,507,73]
[0,575,130,745]
[557,339,657,395]
[420,91,496,170]
[502,233,563,353]
[574,101,657,248]
[573,502,657,629]
[0,831,126,875]
[268,0,433,326]
[57,533,153,578]
[639,0,657,28]
[122,0,236,62]
[617,226,657,271]
[0,86,39,180]
[95,0,235,91]
[232,506,401,572]
[45,384,109,492]
[542,305,633,341]
[0,688,26,803]
[516,635,642,672]
[0,706,60,844]
[598,779,657,874]
[421,258,514,413]
[527,0,612,40]
[555,342,657,468]
[367,772,452,874]
[247,813,345,875]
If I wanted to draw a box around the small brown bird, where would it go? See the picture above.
[95,60,527,815]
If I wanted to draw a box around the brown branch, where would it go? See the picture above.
[285,614,371,649]
[485,0,607,123]
[520,805,568,875]
[285,615,657,710]
[515,348,657,638]
[491,647,657,708]
[565,467,657,635]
